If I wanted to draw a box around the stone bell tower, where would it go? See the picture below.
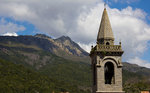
[89,7,124,93]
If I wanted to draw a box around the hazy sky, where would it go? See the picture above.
[0,0,150,68]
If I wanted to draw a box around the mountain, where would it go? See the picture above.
[122,62,150,80]
[0,35,89,68]
[0,34,150,93]
[0,34,89,63]
[123,62,150,76]
[0,34,92,92]
[0,34,88,57]
[35,34,90,62]
[122,62,150,93]
[34,34,88,56]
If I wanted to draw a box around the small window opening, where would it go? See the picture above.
[104,62,114,84]
[106,42,110,45]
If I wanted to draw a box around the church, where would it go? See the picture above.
[90,6,124,93]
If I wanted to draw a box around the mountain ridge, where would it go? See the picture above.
[0,34,150,93]
[0,34,90,62]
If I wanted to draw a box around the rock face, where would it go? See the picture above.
[34,34,89,57]
[55,36,88,56]
[0,34,88,58]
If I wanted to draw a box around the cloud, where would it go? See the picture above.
[0,18,25,35]
[0,0,100,38]
[3,32,18,36]
[69,3,104,44]
[73,4,150,65]
[128,57,150,68]
[78,42,96,53]
[109,7,150,60]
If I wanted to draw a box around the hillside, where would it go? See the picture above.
[123,62,150,77]
[0,34,92,92]
[0,34,150,93]
[122,62,150,93]
[0,58,91,93]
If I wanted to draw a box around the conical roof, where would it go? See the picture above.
[97,8,114,41]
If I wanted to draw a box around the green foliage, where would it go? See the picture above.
[122,69,142,84]
[123,69,150,93]
[0,44,92,92]
[124,81,150,93]
[0,59,90,93]
[0,58,53,93]
[39,57,92,87]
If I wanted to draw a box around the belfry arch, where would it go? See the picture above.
[104,62,114,84]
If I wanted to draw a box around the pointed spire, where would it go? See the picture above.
[97,8,114,43]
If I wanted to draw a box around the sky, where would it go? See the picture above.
[0,0,150,68]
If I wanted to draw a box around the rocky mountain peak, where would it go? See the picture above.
[54,35,89,56]
[55,36,71,42]
[34,34,51,39]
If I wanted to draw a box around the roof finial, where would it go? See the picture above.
[119,39,122,45]
[104,1,106,9]
[104,0,108,9]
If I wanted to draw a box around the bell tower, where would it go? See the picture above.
[90,7,124,93]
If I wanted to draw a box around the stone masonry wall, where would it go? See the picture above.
[96,56,123,92]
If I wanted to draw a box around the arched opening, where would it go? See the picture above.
[106,42,110,45]
[104,62,114,84]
